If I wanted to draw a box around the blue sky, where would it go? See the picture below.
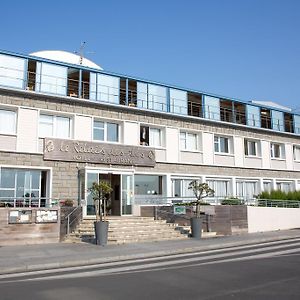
[1,0,300,110]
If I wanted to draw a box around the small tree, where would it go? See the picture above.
[188,181,214,218]
[88,181,113,222]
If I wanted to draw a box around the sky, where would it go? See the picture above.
[1,0,300,111]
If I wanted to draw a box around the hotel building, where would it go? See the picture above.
[0,49,299,218]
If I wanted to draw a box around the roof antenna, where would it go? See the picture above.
[74,42,86,65]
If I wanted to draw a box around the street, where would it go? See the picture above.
[1,238,300,299]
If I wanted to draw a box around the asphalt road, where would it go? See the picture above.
[1,238,300,300]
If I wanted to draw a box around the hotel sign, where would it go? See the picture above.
[43,138,156,167]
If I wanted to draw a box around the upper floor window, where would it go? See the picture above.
[0,109,16,135]
[36,62,67,96]
[140,125,162,147]
[214,136,231,154]
[293,145,300,161]
[270,143,285,159]
[0,54,25,89]
[180,132,198,151]
[39,114,72,139]
[93,120,119,142]
[244,139,260,157]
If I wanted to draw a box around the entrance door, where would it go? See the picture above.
[121,174,134,215]
[83,170,134,217]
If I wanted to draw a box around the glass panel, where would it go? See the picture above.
[294,115,300,134]
[173,179,181,197]
[271,110,284,131]
[56,116,70,138]
[148,84,167,112]
[121,174,133,215]
[137,82,148,108]
[187,133,197,151]
[0,54,25,89]
[86,173,98,215]
[89,73,97,100]
[134,175,161,195]
[37,62,67,95]
[107,122,119,142]
[204,96,220,120]
[246,105,261,127]
[97,74,120,104]
[39,114,54,137]
[180,132,186,150]
[93,121,104,141]
[16,170,25,197]
[170,88,187,115]
[0,109,16,134]
[149,128,161,147]
[0,169,15,188]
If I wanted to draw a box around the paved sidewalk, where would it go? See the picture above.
[1,229,300,275]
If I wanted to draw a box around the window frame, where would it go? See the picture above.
[39,113,72,139]
[244,139,260,157]
[93,119,120,143]
[180,131,199,152]
[214,135,232,154]
[270,142,285,159]
[140,125,164,148]
[293,145,300,161]
[0,108,17,135]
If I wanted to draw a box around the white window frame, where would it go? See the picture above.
[93,119,120,143]
[0,108,17,135]
[180,131,199,152]
[140,125,164,148]
[39,114,72,139]
[244,139,260,157]
[270,143,285,159]
[293,145,300,161]
[214,135,232,154]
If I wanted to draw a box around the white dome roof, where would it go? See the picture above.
[30,50,102,70]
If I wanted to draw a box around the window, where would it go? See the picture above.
[90,73,120,104]
[276,181,293,192]
[263,181,272,192]
[0,168,48,207]
[203,96,220,120]
[244,139,259,156]
[170,89,187,115]
[0,109,16,135]
[140,126,162,147]
[246,105,261,128]
[236,180,258,200]
[271,110,284,132]
[0,54,25,89]
[39,114,72,138]
[270,143,285,159]
[36,62,67,96]
[134,175,162,195]
[293,145,300,161]
[180,132,198,151]
[172,179,195,198]
[93,120,119,142]
[137,83,167,112]
[214,136,231,154]
[206,179,230,197]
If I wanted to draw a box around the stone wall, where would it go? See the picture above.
[0,207,60,246]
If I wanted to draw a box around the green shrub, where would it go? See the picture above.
[221,198,243,205]
[258,190,300,201]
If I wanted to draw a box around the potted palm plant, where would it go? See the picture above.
[88,180,113,246]
[188,181,214,239]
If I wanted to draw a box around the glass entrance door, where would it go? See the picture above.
[121,174,133,215]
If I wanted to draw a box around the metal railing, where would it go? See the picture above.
[0,197,60,208]
[1,65,298,134]
[65,205,83,236]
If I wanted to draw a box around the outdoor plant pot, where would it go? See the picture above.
[190,217,202,239]
[94,221,109,246]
